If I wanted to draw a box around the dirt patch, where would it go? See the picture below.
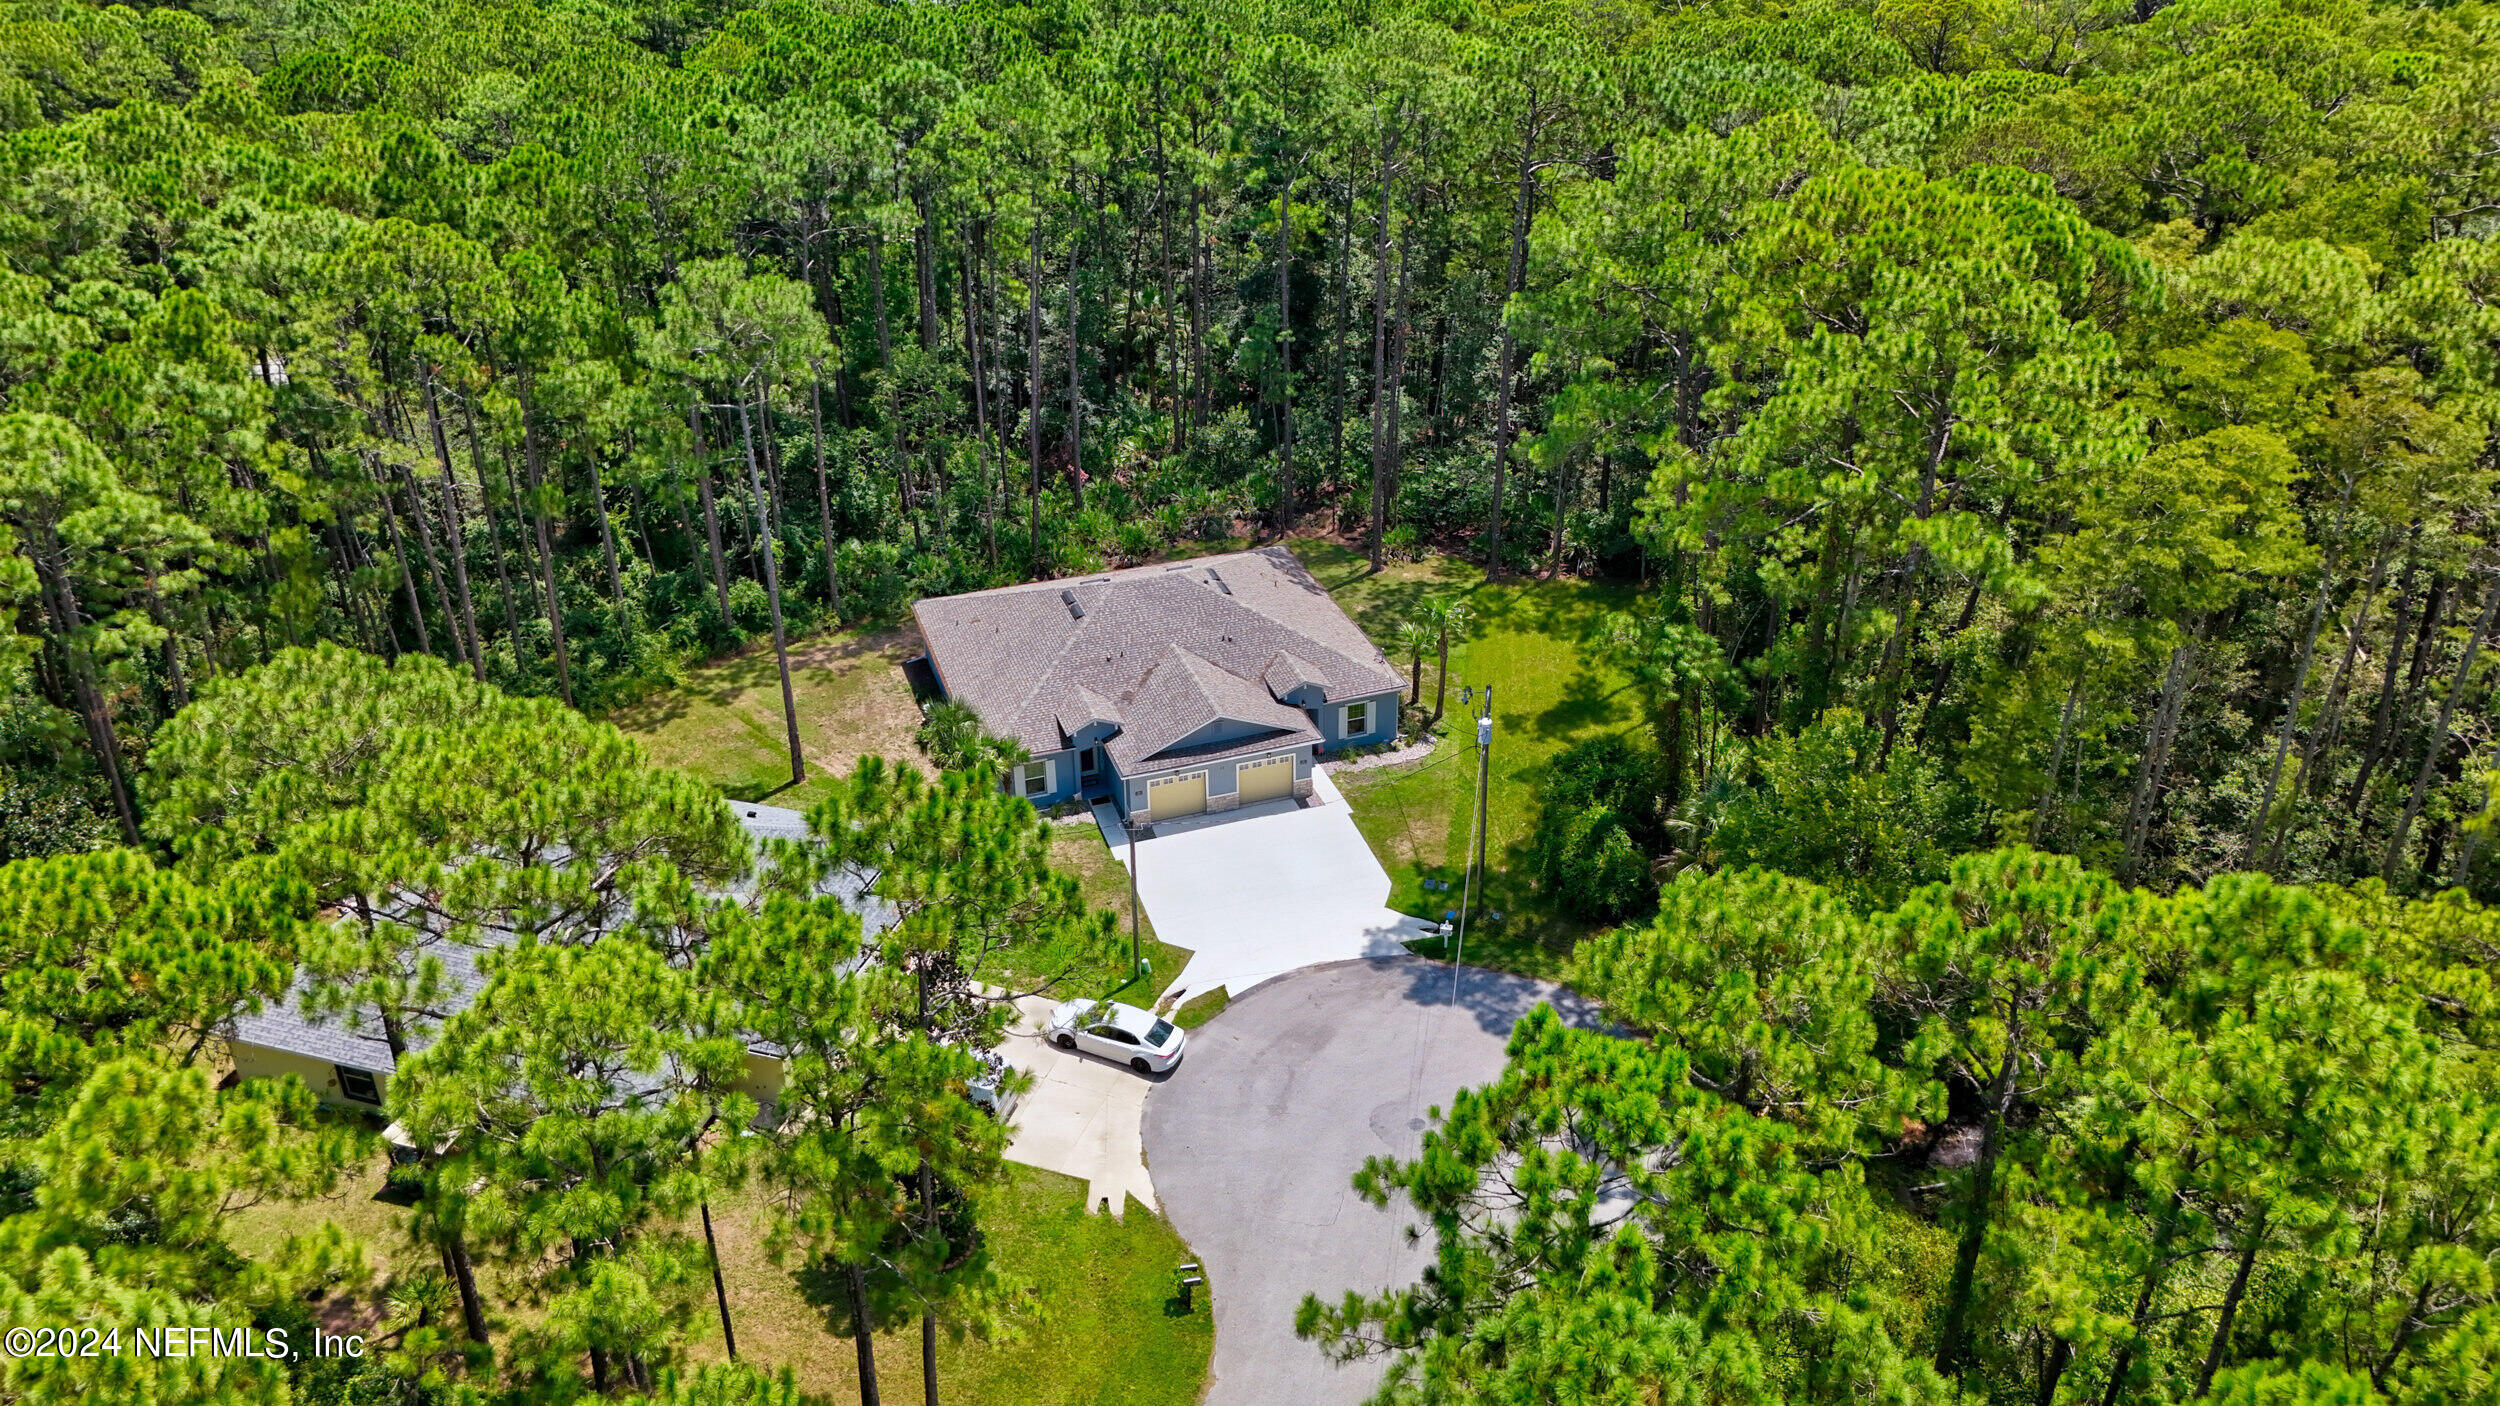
[784,627,932,779]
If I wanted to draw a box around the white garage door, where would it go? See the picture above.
[1147,770,1208,819]
[1236,753,1295,803]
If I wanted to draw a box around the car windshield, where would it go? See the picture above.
[1147,1019,1176,1047]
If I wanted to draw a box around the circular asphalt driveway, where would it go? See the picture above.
[1142,956,1603,1406]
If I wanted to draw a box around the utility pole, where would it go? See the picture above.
[1451,684,1493,1005]
[1127,820,1143,976]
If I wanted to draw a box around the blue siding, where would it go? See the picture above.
[1005,748,1081,808]
[1313,690,1401,750]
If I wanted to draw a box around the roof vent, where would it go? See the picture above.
[1207,568,1232,595]
[1060,589,1085,620]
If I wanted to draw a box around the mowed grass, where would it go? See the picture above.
[608,625,931,809]
[683,1165,1211,1406]
[1294,540,1647,978]
[227,1155,1212,1406]
[1022,824,1193,1011]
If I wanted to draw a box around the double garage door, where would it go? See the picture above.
[1146,753,1295,819]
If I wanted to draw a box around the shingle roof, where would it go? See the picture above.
[228,805,881,1072]
[1057,686,1121,738]
[1107,645,1318,770]
[228,936,489,1072]
[1263,649,1326,699]
[913,547,1400,765]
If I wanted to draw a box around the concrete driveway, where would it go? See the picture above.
[1130,768,1440,1003]
[1142,956,1604,1406]
[996,995,1159,1216]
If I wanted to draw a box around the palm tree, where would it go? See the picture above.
[916,701,1027,784]
[1395,619,1433,706]
[1419,596,1473,727]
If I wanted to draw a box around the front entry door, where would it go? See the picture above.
[1147,770,1208,819]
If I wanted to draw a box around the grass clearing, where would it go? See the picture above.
[608,625,931,808]
[228,1151,1211,1405]
[225,1146,407,1281]
[1009,824,1192,1009]
[688,1166,1211,1405]
[1294,540,1647,979]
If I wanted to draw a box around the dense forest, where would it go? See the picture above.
[0,0,2486,893]
[1307,851,2500,1405]
[1,0,2499,1401]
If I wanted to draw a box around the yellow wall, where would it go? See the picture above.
[741,1049,787,1125]
[226,1039,391,1112]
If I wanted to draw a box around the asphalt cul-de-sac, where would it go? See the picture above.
[1141,956,1604,1406]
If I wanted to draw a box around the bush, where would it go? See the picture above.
[1114,519,1160,563]
[1530,735,1667,923]
[837,537,913,621]
[725,575,772,634]
[1545,804,1654,923]
[1708,709,1972,907]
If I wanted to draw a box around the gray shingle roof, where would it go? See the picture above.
[228,938,488,1073]
[1107,646,1318,770]
[1263,650,1326,699]
[1057,686,1121,738]
[913,547,1399,767]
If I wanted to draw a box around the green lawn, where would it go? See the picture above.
[687,1165,1212,1406]
[228,1155,1212,1406]
[607,624,932,809]
[1019,824,1193,1012]
[1295,540,1647,978]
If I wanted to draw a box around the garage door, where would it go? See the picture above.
[1236,753,1295,803]
[1147,770,1208,819]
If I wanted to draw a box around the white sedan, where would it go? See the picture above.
[1045,998,1187,1074]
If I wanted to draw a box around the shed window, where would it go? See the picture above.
[335,1065,382,1105]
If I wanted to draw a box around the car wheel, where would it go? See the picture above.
[1055,1033,1076,1051]
[1131,1057,1152,1074]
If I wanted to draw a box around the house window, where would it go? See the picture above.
[335,1065,382,1105]
[1016,760,1053,797]
[1343,700,1373,737]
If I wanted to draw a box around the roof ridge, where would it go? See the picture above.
[1126,571,1379,689]
[995,601,1102,737]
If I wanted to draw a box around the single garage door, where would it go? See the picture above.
[1236,753,1295,803]
[1147,770,1208,819]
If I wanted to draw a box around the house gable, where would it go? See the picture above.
[1167,712,1296,752]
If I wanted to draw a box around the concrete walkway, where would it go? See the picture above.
[1118,768,1440,1004]
[1142,957,1606,1406]
[1088,797,1127,853]
[995,994,1159,1216]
